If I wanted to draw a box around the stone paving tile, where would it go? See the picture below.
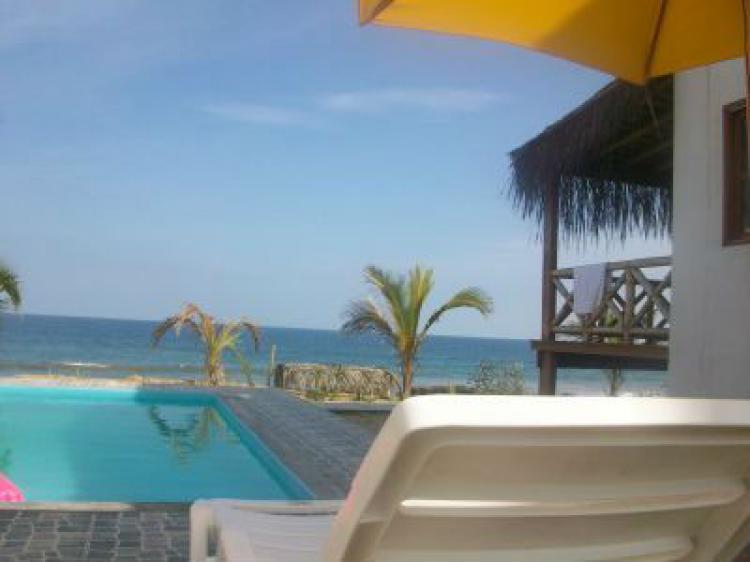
[0,509,188,562]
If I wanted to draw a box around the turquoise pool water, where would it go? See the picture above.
[0,386,311,502]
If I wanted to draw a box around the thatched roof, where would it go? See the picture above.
[509,76,673,242]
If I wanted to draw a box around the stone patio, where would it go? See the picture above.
[0,508,189,562]
[0,387,378,562]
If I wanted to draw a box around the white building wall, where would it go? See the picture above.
[669,58,750,398]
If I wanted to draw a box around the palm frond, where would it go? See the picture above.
[200,308,215,344]
[216,322,241,350]
[364,265,408,334]
[0,265,21,310]
[151,303,203,347]
[406,265,433,336]
[230,347,255,387]
[341,299,397,345]
[421,287,494,340]
[239,319,261,351]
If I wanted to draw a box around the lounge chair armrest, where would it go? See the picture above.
[190,499,342,562]
[190,500,217,562]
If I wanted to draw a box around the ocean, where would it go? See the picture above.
[0,314,667,396]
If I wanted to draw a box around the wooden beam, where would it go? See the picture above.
[532,340,668,361]
[552,352,667,372]
[625,139,672,166]
[539,183,559,395]
[624,270,635,343]
[552,278,573,326]
[599,116,672,156]
[630,267,671,319]
[553,326,669,339]
[553,255,671,278]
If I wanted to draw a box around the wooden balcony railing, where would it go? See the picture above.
[550,256,672,344]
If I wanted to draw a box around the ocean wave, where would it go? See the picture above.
[0,360,207,375]
[61,362,110,369]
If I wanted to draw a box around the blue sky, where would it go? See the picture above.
[1,0,669,338]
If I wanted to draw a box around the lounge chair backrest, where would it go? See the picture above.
[323,395,750,562]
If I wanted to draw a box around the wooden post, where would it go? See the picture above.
[539,182,559,395]
[624,268,635,344]
[267,344,276,388]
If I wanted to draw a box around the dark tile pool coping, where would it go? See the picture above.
[216,388,376,499]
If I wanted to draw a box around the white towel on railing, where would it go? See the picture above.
[573,263,607,315]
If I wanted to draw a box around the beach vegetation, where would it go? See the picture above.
[279,363,399,401]
[603,312,626,396]
[468,361,528,395]
[0,265,21,312]
[152,303,260,386]
[342,265,493,398]
[604,367,625,397]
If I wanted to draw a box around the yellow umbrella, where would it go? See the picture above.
[359,0,747,88]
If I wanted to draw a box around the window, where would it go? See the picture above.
[723,99,749,245]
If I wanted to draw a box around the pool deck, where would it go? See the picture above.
[0,507,189,562]
[0,386,378,561]
[219,388,376,499]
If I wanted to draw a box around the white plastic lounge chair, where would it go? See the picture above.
[191,395,750,562]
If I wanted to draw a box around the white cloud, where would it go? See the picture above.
[203,103,313,126]
[320,88,504,113]
[203,88,504,127]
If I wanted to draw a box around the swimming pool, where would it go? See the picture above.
[0,386,311,502]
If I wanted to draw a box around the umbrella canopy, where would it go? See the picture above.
[359,0,746,85]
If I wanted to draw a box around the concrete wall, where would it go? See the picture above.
[668,59,750,397]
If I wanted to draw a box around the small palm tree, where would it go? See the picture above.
[342,265,493,398]
[604,366,625,397]
[602,312,625,396]
[0,265,21,312]
[152,304,260,386]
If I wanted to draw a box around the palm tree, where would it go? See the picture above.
[602,312,625,396]
[0,265,21,312]
[342,265,493,398]
[152,303,260,386]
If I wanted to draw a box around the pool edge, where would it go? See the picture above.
[0,501,191,511]
[209,394,315,501]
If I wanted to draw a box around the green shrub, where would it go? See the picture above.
[467,361,529,395]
